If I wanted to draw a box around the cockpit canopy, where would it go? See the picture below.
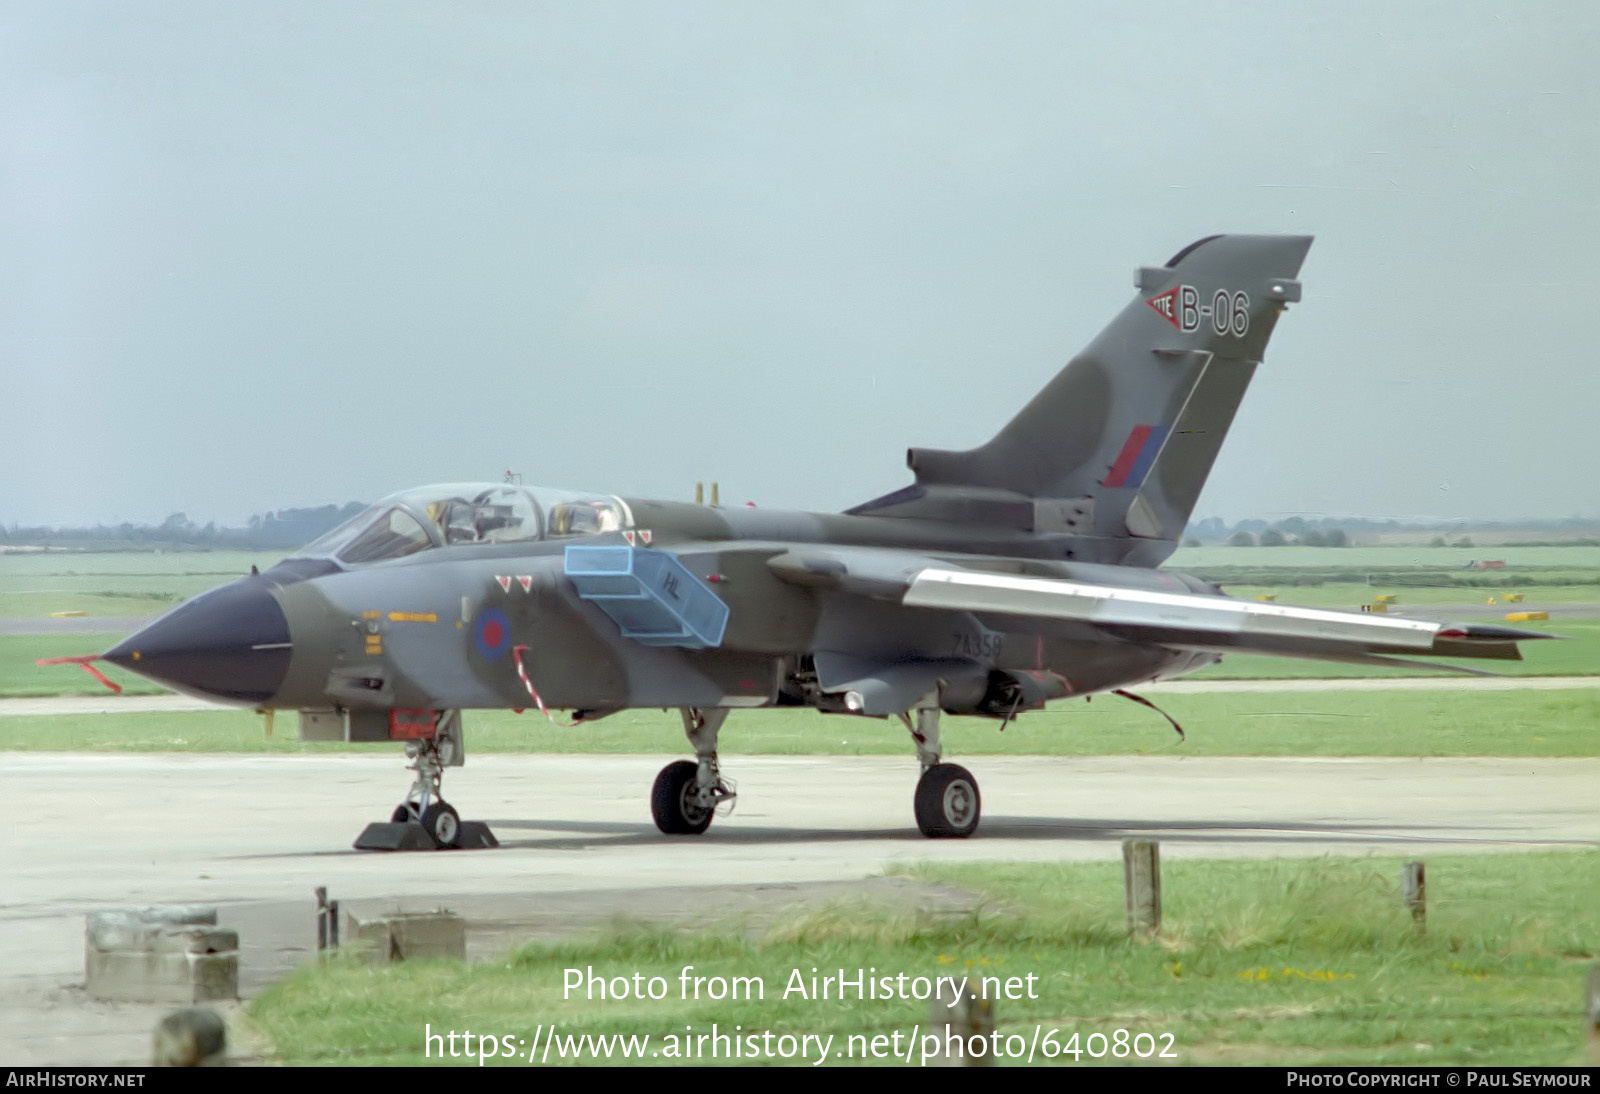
[293,483,633,566]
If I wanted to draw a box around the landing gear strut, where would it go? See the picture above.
[652,708,736,835]
[352,711,497,851]
[899,707,981,838]
[391,737,461,847]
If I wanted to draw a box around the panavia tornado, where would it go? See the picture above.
[77,234,1557,847]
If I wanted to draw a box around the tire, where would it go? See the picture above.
[391,803,415,824]
[651,760,713,836]
[914,763,981,838]
[420,801,461,848]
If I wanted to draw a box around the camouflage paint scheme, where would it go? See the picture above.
[98,235,1556,839]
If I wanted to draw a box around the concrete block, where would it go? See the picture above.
[88,905,216,950]
[86,906,237,1003]
[348,910,466,963]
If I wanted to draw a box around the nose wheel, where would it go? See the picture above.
[390,799,462,848]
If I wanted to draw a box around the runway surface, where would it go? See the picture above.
[5,749,1596,1063]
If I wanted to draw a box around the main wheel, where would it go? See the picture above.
[390,803,416,823]
[914,763,981,838]
[651,760,713,835]
[420,801,461,848]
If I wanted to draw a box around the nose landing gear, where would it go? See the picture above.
[388,739,465,847]
[352,712,499,851]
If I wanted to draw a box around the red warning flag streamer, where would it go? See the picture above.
[511,645,577,727]
[36,655,123,695]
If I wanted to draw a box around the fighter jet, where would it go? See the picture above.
[75,234,1558,848]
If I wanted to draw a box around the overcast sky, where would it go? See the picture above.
[3,2,1595,528]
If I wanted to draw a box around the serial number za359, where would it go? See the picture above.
[1147,284,1250,337]
[1042,1029,1177,1060]
[950,631,1003,659]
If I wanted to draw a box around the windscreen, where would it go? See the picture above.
[337,507,434,564]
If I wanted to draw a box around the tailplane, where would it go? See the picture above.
[850,233,1313,565]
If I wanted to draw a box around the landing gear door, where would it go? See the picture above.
[435,710,465,767]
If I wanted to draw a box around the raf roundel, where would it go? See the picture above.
[474,606,512,661]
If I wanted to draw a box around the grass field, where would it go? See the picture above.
[3,687,1595,757]
[1,634,170,696]
[0,550,286,618]
[1166,545,1600,571]
[1219,584,1600,606]
[246,851,1600,1066]
[0,549,288,577]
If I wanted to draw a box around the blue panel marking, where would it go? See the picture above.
[564,546,729,649]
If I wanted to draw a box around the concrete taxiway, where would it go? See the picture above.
[3,749,1596,1064]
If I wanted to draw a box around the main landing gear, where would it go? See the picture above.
[353,714,498,851]
[646,706,980,839]
[900,707,981,838]
[652,708,737,835]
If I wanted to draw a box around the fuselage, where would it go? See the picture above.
[102,482,1224,716]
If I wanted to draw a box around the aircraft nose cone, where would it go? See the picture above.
[103,578,291,703]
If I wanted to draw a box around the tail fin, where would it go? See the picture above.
[850,233,1312,564]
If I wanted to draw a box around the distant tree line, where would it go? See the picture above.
[1185,515,1353,548]
[1182,515,1600,548]
[1220,526,1349,548]
[2,503,369,551]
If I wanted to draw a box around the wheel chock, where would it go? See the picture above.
[454,822,498,849]
[353,820,499,851]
